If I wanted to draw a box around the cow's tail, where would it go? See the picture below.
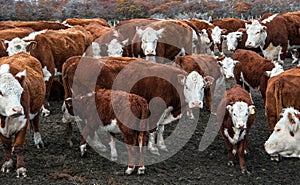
[274,79,282,122]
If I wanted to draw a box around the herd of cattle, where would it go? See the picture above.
[0,10,299,178]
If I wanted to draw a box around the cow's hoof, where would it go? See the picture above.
[148,146,160,155]
[270,155,280,162]
[34,132,44,149]
[137,166,145,175]
[80,144,87,157]
[41,106,50,117]
[241,169,250,175]
[244,149,249,155]
[158,144,168,152]
[16,167,27,178]
[1,159,13,173]
[227,161,234,166]
[111,156,118,162]
[125,166,135,175]
[232,149,237,156]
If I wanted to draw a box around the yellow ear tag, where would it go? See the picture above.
[251,109,255,115]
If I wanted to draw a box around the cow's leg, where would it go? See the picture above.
[204,88,213,112]
[137,131,147,175]
[79,123,95,157]
[86,131,107,153]
[0,135,13,173]
[157,125,168,151]
[224,139,234,166]
[124,132,136,175]
[109,134,118,161]
[13,126,28,178]
[238,141,249,174]
[41,71,54,117]
[31,113,44,149]
[147,130,159,155]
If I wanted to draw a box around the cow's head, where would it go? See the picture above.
[178,71,214,109]
[217,57,238,78]
[210,26,226,45]
[0,64,25,117]
[4,37,36,56]
[227,101,255,129]
[199,29,211,45]
[264,107,300,157]
[106,38,128,57]
[223,31,243,51]
[136,27,164,56]
[265,63,284,77]
[245,20,267,48]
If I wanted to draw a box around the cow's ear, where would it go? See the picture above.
[222,29,227,34]
[156,28,164,38]
[204,76,214,87]
[226,105,233,114]
[27,41,37,51]
[1,39,8,49]
[262,26,267,32]
[177,74,186,85]
[15,70,26,84]
[0,64,10,75]
[136,26,144,38]
[248,105,255,115]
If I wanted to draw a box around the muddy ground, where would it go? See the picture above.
[0,57,299,185]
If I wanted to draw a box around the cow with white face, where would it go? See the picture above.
[265,107,300,159]
[217,57,238,79]
[223,31,243,51]
[210,26,226,55]
[5,37,30,56]
[136,27,164,58]
[227,102,255,129]
[245,14,289,64]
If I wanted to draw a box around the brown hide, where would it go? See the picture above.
[265,67,300,132]
[0,20,68,31]
[231,49,275,102]
[63,18,110,27]
[211,18,247,34]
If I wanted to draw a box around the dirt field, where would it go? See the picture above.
[0,57,299,185]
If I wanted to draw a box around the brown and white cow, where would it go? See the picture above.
[265,66,300,133]
[217,84,255,174]
[173,54,221,113]
[133,19,193,63]
[73,89,149,175]
[0,27,34,57]
[62,17,110,28]
[245,14,290,63]
[5,26,93,116]
[62,56,210,155]
[264,107,300,159]
[114,18,159,57]
[0,20,69,31]
[0,52,45,178]
[211,18,248,55]
[231,49,284,102]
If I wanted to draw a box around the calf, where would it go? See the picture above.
[264,107,300,159]
[265,67,300,133]
[231,49,284,102]
[0,52,46,178]
[74,89,148,175]
[217,85,255,174]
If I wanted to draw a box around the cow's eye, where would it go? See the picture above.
[276,128,281,132]
[223,67,227,69]
[256,31,260,34]
[185,86,189,90]
[0,91,3,96]
[233,113,236,116]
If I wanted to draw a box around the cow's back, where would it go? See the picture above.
[265,67,300,131]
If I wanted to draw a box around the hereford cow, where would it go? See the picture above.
[173,54,221,113]
[73,89,149,175]
[133,19,193,63]
[0,27,34,57]
[245,14,290,63]
[62,56,211,155]
[265,66,300,134]
[0,52,46,178]
[264,107,300,159]
[217,85,256,174]
[84,29,128,58]
[231,49,284,102]
[0,20,69,31]
[211,18,248,55]
[5,26,93,116]
[62,17,110,27]
[114,18,159,57]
